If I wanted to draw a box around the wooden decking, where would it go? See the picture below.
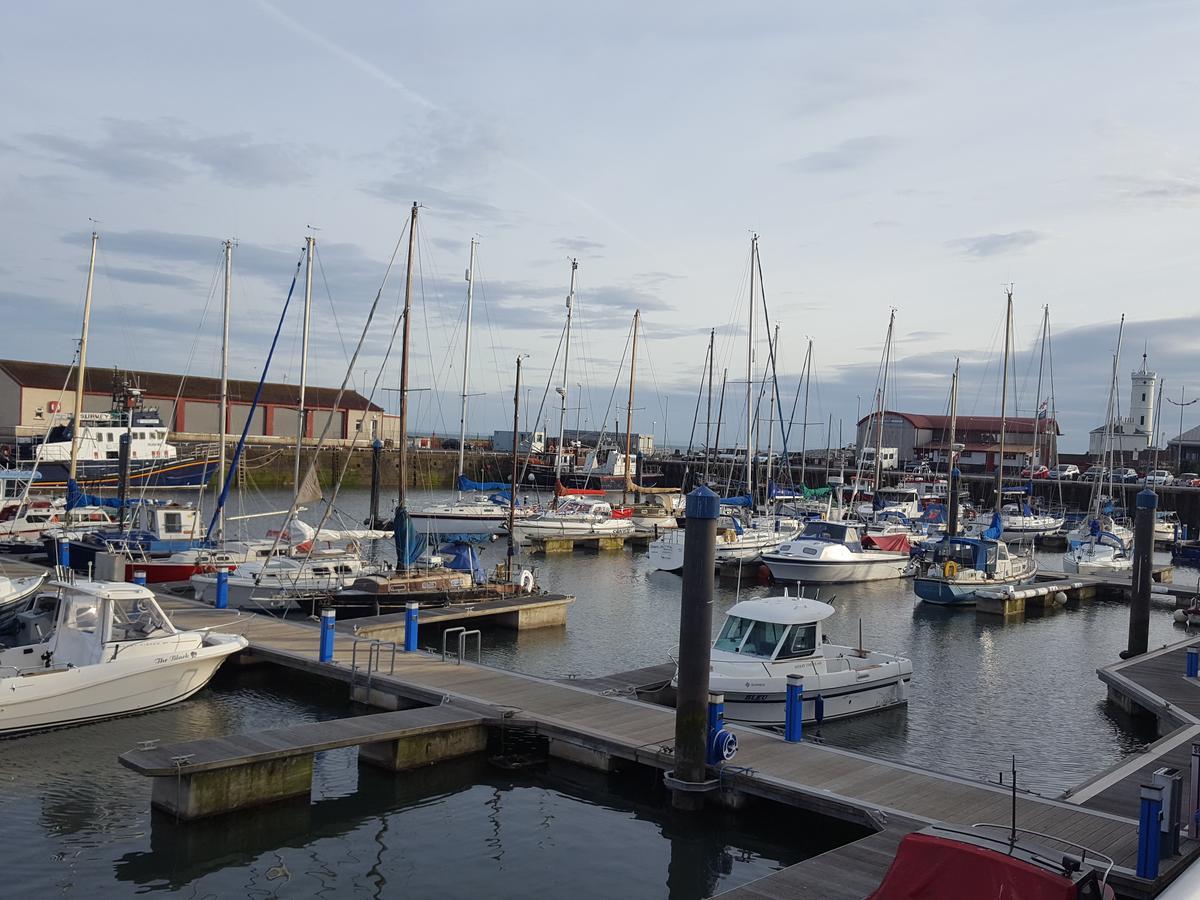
[120,706,484,776]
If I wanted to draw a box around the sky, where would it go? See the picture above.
[3,1,1200,452]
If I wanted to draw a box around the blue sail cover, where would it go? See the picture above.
[393,506,428,567]
[922,503,946,524]
[720,494,753,507]
[66,478,154,510]
[438,542,486,584]
[457,475,510,493]
[982,511,1003,540]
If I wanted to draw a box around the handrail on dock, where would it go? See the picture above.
[442,626,466,662]
[350,636,398,697]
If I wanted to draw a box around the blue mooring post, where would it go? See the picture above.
[132,570,146,586]
[404,601,419,652]
[1188,647,1200,679]
[214,567,229,610]
[1138,783,1164,879]
[785,673,804,742]
[58,538,69,569]
[319,608,336,663]
[705,691,738,766]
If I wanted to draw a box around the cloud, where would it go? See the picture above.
[948,230,1044,259]
[22,118,309,188]
[553,236,605,253]
[633,271,684,285]
[787,135,897,173]
[91,265,200,290]
[1109,175,1200,204]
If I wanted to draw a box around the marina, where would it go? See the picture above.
[7,6,1200,894]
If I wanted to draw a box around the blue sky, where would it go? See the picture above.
[3,2,1200,451]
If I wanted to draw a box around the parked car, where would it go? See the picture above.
[904,461,932,476]
[1141,469,1175,485]
[1080,466,1108,483]
[1112,467,1139,483]
[1178,472,1200,486]
[1047,464,1080,480]
[1019,464,1049,479]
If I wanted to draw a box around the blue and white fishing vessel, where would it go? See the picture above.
[18,379,216,490]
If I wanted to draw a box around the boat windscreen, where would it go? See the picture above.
[714,616,752,652]
[740,619,788,658]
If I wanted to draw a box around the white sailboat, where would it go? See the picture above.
[0,578,246,734]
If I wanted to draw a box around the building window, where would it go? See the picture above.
[1140,416,1145,426]
[1142,393,1146,402]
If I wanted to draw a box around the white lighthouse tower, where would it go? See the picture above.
[1130,351,1157,441]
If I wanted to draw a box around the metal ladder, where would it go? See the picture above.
[441,627,481,665]
[349,636,398,700]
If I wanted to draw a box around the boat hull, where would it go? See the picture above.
[24,456,218,490]
[0,636,244,735]
[913,577,981,605]
[763,554,911,584]
[715,674,911,726]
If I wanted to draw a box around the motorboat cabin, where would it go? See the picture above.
[690,594,913,726]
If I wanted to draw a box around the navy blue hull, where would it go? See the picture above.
[22,456,216,490]
[913,577,978,606]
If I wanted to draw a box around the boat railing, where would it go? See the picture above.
[970,823,1113,890]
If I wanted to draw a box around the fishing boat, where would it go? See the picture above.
[17,373,216,490]
[61,502,204,573]
[761,520,913,584]
[690,592,912,726]
[1062,529,1132,576]
[0,577,246,735]
[913,532,1038,605]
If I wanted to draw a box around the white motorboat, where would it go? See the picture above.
[510,499,634,540]
[0,578,246,735]
[687,593,912,726]
[190,551,379,611]
[1062,531,1133,576]
[1155,510,1182,544]
[0,499,117,542]
[0,572,49,630]
[647,515,801,573]
[762,520,913,584]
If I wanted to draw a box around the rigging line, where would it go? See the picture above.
[313,244,352,367]
[133,244,225,511]
[518,318,567,483]
[636,316,671,441]
[204,248,307,540]
[684,336,711,458]
[262,218,410,566]
[594,316,635,458]
[754,245,795,487]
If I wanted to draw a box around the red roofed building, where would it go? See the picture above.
[855,410,1060,473]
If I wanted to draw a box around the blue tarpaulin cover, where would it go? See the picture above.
[393,506,428,567]
[982,511,1003,540]
[457,475,510,493]
[438,541,486,584]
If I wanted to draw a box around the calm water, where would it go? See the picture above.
[2,483,1188,896]
[224,486,1183,795]
[0,666,847,898]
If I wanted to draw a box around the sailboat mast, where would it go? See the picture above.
[800,337,813,487]
[765,325,778,498]
[293,235,314,499]
[217,239,232,541]
[397,202,418,509]
[995,287,1013,513]
[623,310,640,506]
[712,368,727,487]
[948,359,960,536]
[507,355,523,579]
[704,328,714,481]
[456,238,476,498]
[873,311,895,496]
[1032,305,1049,469]
[747,235,757,503]
[554,259,577,487]
[68,231,99,484]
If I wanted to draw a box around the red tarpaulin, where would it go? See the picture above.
[611,507,633,519]
[554,481,606,497]
[862,533,911,553]
[869,834,1079,900]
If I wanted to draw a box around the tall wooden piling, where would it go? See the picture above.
[1125,488,1158,659]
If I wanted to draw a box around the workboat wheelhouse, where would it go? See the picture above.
[685,593,913,726]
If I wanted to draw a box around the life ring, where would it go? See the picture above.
[519,569,535,593]
[942,560,959,579]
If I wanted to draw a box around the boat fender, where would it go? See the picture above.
[1053,591,1068,607]
[519,569,535,593]
[1174,609,1187,624]
[942,561,959,578]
